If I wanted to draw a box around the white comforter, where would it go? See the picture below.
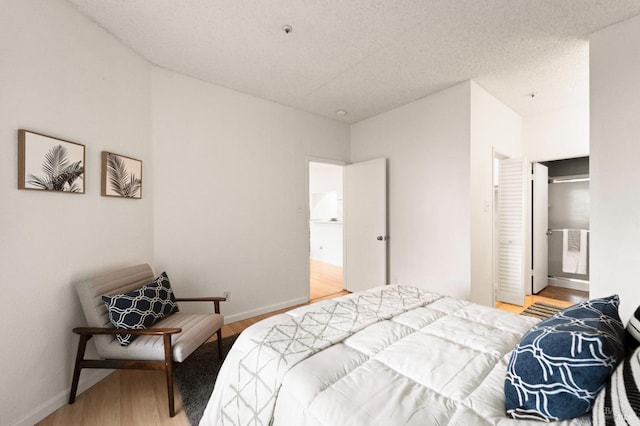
[201,286,591,426]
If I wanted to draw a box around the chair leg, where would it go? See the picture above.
[163,334,176,417]
[69,334,89,404]
[217,329,223,360]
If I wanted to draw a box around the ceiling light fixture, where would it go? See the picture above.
[282,24,293,34]
[335,109,348,116]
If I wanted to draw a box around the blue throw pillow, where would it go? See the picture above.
[102,272,178,346]
[505,295,625,421]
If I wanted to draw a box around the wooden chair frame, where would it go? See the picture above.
[69,297,225,417]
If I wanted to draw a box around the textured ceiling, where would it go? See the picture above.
[66,0,640,123]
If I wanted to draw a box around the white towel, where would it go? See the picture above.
[562,229,588,274]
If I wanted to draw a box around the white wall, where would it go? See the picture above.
[523,104,589,162]
[350,83,472,299]
[469,82,523,306]
[590,13,640,323]
[0,1,153,425]
[151,68,350,323]
[309,222,343,265]
[309,162,344,204]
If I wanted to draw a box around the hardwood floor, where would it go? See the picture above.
[309,259,344,300]
[40,283,582,425]
[495,285,589,314]
[39,369,189,426]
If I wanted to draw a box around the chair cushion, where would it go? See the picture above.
[102,272,178,345]
[505,295,626,421]
[99,312,224,362]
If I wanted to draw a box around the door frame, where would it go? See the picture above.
[492,149,508,307]
[306,157,347,301]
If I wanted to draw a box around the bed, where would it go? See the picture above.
[200,285,599,425]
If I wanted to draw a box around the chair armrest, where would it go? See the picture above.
[175,297,226,314]
[72,326,182,336]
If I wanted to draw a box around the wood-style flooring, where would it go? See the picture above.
[309,259,344,301]
[39,280,579,426]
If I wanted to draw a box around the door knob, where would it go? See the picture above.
[377,236,388,241]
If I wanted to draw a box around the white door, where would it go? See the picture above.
[496,158,529,306]
[532,163,549,293]
[344,158,387,293]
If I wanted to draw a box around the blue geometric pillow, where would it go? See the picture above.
[505,295,626,421]
[102,272,178,346]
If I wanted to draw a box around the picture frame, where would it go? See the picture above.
[101,151,143,199]
[18,129,86,193]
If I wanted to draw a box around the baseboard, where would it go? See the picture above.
[13,369,113,426]
[548,277,589,292]
[223,296,309,325]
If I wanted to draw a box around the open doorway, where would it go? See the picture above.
[493,154,589,313]
[308,161,345,301]
[539,156,590,293]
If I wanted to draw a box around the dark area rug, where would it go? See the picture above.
[175,334,239,425]
[520,302,564,320]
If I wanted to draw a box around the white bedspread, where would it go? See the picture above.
[201,286,591,426]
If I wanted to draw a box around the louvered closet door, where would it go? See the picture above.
[496,158,528,306]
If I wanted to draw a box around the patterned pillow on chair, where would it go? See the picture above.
[102,272,178,346]
[504,295,626,421]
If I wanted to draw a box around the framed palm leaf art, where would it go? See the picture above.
[101,151,143,199]
[18,129,85,193]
